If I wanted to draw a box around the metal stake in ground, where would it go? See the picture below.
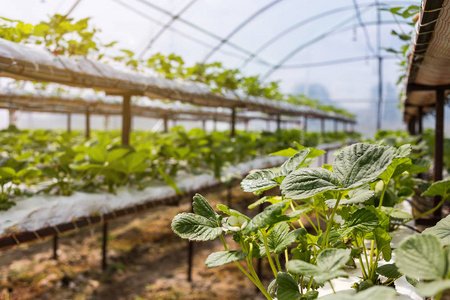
[187,200,194,281]
[102,222,108,271]
[53,235,58,260]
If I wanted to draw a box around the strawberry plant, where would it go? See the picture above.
[171,142,439,299]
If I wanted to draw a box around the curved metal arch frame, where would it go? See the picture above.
[259,3,411,81]
[138,0,199,59]
[201,0,285,64]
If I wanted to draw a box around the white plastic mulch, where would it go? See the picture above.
[0,155,285,237]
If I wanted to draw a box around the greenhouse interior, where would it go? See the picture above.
[0,0,449,299]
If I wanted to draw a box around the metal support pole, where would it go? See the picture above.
[334,120,338,133]
[344,122,348,132]
[52,235,58,260]
[266,120,270,131]
[231,108,236,137]
[376,0,383,131]
[104,114,110,131]
[67,113,72,133]
[202,119,206,131]
[102,222,108,271]
[163,115,169,133]
[187,201,194,281]
[122,95,132,146]
[304,116,308,131]
[227,184,232,208]
[408,116,417,135]
[8,109,16,126]
[321,119,325,133]
[276,115,281,131]
[433,89,445,219]
[85,107,90,139]
[417,106,423,135]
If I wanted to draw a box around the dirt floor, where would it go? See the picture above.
[0,186,274,300]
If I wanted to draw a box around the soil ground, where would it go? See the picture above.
[0,185,275,300]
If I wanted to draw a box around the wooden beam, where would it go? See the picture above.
[408,83,450,91]
[122,95,132,146]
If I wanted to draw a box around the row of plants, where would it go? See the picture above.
[171,132,449,299]
[0,125,359,211]
[0,14,355,119]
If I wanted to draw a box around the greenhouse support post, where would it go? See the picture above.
[231,107,236,137]
[304,116,307,131]
[434,88,444,218]
[85,107,90,139]
[163,115,169,133]
[417,106,423,136]
[202,119,206,131]
[277,114,281,131]
[321,118,325,133]
[334,120,338,132]
[122,94,132,146]
[67,113,71,133]
[104,114,110,131]
[408,116,416,135]
[408,83,449,220]
[8,109,16,126]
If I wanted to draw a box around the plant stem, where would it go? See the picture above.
[247,243,273,300]
[304,214,318,233]
[290,201,305,229]
[402,194,447,225]
[369,240,375,274]
[261,229,278,278]
[362,236,371,280]
[220,235,272,300]
[378,180,388,208]
[285,249,289,264]
[322,192,342,248]
[274,253,282,272]
[307,275,315,292]
[329,281,336,293]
